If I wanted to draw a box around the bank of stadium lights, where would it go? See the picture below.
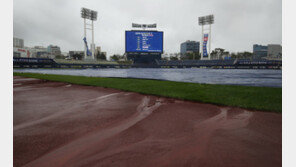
[81,8,97,21]
[81,8,97,60]
[198,15,214,25]
[198,15,214,60]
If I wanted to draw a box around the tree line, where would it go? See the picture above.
[163,48,253,60]
[70,48,254,61]
[71,50,107,60]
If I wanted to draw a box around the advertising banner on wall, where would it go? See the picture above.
[83,37,92,56]
[203,34,209,57]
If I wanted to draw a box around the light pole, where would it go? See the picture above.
[198,15,214,60]
[81,8,97,60]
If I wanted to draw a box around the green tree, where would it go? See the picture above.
[110,54,126,61]
[55,55,66,59]
[210,48,230,59]
[230,52,238,59]
[72,53,83,60]
[210,50,218,59]
[241,51,253,59]
[96,51,106,60]
[170,56,178,60]
[182,52,200,60]
[110,55,120,61]
[230,51,252,59]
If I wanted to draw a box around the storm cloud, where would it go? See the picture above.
[13,0,282,57]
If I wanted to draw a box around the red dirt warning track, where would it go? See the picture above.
[13,76,281,167]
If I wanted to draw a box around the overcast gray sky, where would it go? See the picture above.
[13,0,281,58]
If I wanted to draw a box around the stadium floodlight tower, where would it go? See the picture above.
[199,14,214,60]
[81,7,97,60]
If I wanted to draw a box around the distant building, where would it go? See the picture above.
[180,40,200,55]
[30,46,48,58]
[13,47,31,58]
[13,37,24,48]
[267,44,282,59]
[69,51,84,60]
[95,46,101,53]
[47,45,61,56]
[95,46,102,57]
[253,44,267,59]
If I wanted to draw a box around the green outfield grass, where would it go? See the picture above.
[14,72,282,113]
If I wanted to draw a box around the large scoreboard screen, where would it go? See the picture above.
[125,31,163,53]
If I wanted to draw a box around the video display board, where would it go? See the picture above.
[125,31,163,53]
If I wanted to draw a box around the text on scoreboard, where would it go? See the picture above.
[125,31,163,53]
